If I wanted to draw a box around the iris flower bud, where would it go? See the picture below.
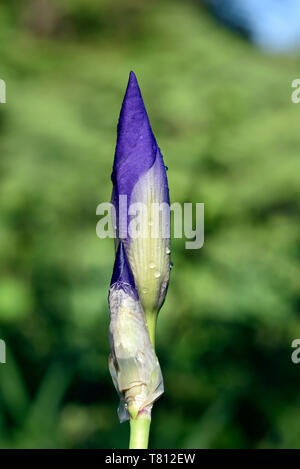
[111,72,171,343]
[108,242,163,422]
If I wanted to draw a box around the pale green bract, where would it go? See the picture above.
[127,157,170,316]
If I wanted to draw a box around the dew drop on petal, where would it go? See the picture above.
[154,271,161,278]
[170,262,174,270]
[165,165,168,171]
[142,287,148,294]
[136,351,145,365]
[165,247,171,254]
[149,262,156,269]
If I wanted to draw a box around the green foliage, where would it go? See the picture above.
[0,0,299,448]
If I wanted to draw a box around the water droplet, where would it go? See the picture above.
[148,220,153,226]
[149,262,156,269]
[165,247,171,254]
[154,271,161,278]
[137,351,144,363]
[142,287,148,294]
[165,165,168,171]
[170,262,174,270]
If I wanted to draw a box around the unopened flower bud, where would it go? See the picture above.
[111,72,171,324]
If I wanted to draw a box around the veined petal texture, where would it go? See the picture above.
[112,71,171,314]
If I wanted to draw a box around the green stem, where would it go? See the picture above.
[129,415,151,449]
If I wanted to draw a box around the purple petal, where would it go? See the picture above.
[111,71,169,238]
[110,241,136,292]
[112,71,156,195]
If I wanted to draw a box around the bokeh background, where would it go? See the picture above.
[0,0,300,449]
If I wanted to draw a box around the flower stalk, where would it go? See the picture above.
[129,414,151,449]
[108,71,171,449]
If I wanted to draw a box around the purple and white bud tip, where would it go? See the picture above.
[111,71,171,324]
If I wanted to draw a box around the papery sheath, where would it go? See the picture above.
[108,242,164,422]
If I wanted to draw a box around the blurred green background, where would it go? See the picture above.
[0,0,300,449]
